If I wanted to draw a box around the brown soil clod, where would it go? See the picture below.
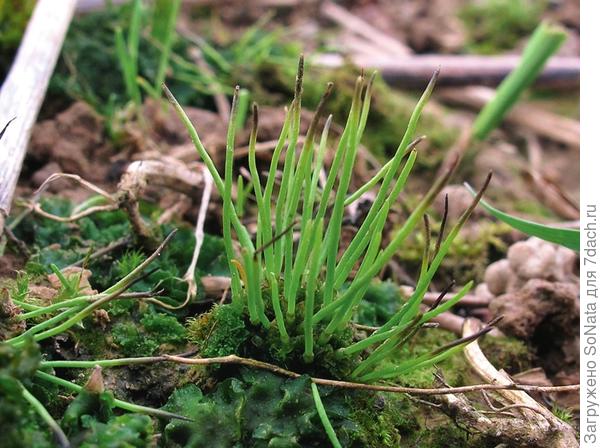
[490,279,579,378]
[28,101,112,184]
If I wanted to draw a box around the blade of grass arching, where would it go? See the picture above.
[421,281,474,323]
[359,343,465,382]
[304,115,332,221]
[127,0,142,65]
[304,219,324,362]
[465,183,579,250]
[287,83,333,224]
[6,306,83,346]
[311,384,343,448]
[34,371,191,422]
[472,22,566,140]
[163,85,224,186]
[313,155,456,327]
[18,295,89,320]
[268,272,288,343]
[321,76,365,306]
[366,69,439,210]
[152,0,181,92]
[234,88,250,131]
[224,90,244,303]
[263,106,292,209]
[334,150,417,288]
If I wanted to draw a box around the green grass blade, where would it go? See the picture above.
[152,0,181,91]
[472,22,566,140]
[465,183,579,250]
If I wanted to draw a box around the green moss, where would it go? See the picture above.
[187,303,250,358]
[112,312,187,357]
[112,322,160,357]
[480,335,533,374]
[141,312,187,344]
[14,197,228,308]
[460,0,547,54]
[188,299,358,380]
[354,280,404,327]
[72,322,112,358]
[349,393,413,447]
[396,219,511,285]
[551,404,574,424]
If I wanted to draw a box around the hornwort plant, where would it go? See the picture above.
[1,57,496,448]
[163,56,495,384]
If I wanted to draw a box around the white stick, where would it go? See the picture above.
[0,0,77,231]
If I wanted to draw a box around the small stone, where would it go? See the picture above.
[484,259,512,295]
[507,238,556,280]
[474,283,494,303]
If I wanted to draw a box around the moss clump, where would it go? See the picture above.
[354,280,404,327]
[187,303,249,358]
[460,0,547,54]
[187,301,358,380]
[350,393,414,447]
[480,335,533,374]
[397,219,510,285]
[111,312,186,357]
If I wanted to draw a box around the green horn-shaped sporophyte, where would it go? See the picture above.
[163,57,492,380]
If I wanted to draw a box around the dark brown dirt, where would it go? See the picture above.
[27,101,113,185]
[490,279,579,379]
